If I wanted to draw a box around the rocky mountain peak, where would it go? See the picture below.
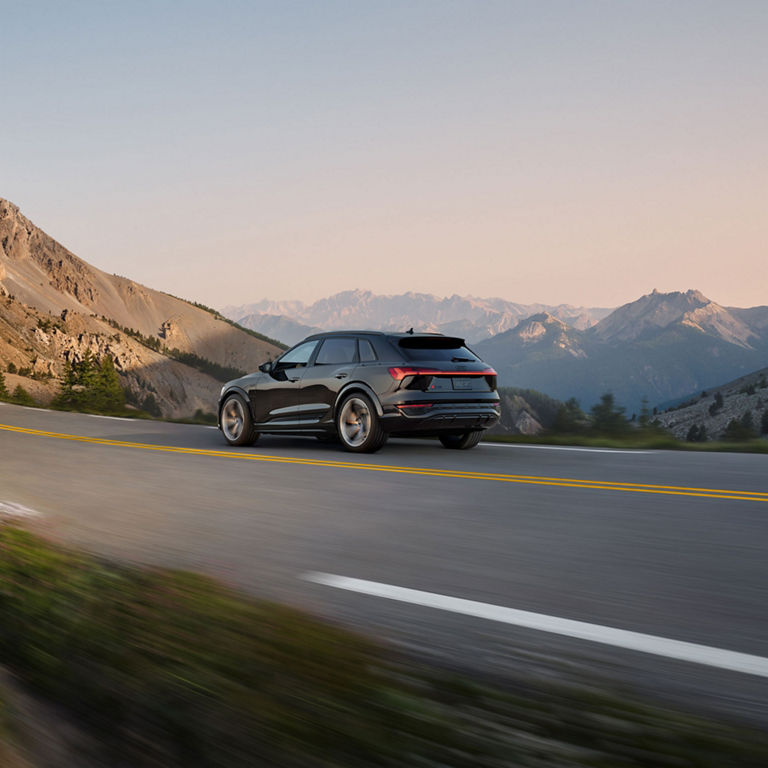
[591,289,715,342]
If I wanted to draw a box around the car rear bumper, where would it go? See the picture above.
[380,400,500,434]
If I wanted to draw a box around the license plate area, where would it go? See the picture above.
[451,377,485,391]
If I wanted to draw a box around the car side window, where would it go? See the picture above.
[358,338,377,362]
[315,337,358,365]
[276,340,318,369]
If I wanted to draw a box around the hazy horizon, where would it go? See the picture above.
[3,1,767,310]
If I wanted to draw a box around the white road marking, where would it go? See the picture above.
[483,442,650,454]
[303,573,768,679]
[0,500,41,518]
[86,414,137,422]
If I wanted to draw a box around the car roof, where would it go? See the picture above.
[302,330,448,341]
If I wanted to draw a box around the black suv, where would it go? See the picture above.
[217,331,500,452]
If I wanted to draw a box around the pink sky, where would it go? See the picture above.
[3,2,767,309]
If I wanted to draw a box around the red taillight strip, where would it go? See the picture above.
[396,403,434,409]
[388,367,443,380]
[388,367,497,380]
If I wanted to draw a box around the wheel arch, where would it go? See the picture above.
[218,386,253,425]
[333,382,384,420]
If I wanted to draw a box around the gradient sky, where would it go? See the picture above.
[3,1,767,310]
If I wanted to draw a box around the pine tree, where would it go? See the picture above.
[590,393,629,435]
[0,369,9,400]
[96,356,125,413]
[638,396,650,428]
[552,397,585,433]
[53,353,125,414]
[761,409,768,436]
[11,385,36,407]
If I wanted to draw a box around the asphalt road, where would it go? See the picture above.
[1,402,767,726]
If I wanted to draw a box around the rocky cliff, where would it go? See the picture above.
[0,199,283,417]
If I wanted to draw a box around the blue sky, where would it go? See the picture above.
[3,1,767,308]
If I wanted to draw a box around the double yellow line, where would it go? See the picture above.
[2,422,767,503]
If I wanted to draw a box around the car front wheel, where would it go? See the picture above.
[439,431,483,450]
[336,393,387,453]
[221,393,259,446]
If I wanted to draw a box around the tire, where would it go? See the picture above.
[220,393,259,446]
[336,393,387,453]
[439,431,483,450]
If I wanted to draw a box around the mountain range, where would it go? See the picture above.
[226,288,768,413]
[475,290,768,413]
[223,291,613,345]
[0,199,282,417]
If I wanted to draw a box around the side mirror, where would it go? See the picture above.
[259,360,273,373]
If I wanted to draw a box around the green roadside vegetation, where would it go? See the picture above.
[1,525,767,768]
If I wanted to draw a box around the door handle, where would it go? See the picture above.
[288,376,300,382]
[335,372,349,379]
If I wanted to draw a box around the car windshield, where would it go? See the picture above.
[396,337,479,362]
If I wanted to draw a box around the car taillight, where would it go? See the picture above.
[388,366,497,380]
[396,403,434,409]
[388,367,444,380]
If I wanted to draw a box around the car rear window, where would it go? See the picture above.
[396,337,479,362]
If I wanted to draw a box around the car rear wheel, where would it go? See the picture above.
[336,393,387,453]
[439,431,483,450]
[221,394,259,446]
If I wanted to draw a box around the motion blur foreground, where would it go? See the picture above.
[218,331,500,452]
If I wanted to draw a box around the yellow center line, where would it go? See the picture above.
[1,422,767,502]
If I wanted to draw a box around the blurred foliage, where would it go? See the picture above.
[1,527,768,767]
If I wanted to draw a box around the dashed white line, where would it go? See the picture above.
[303,572,768,679]
[86,414,138,422]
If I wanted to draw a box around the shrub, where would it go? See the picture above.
[0,371,9,400]
[6,362,17,374]
[761,409,768,436]
[686,424,707,442]
[140,393,162,418]
[10,385,36,407]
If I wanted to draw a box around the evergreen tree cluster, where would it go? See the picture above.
[52,351,126,414]
[686,424,708,442]
[0,369,37,407]
[722,411,758,441]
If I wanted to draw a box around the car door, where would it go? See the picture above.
[299,336,359,426]
[250,340,318,427]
